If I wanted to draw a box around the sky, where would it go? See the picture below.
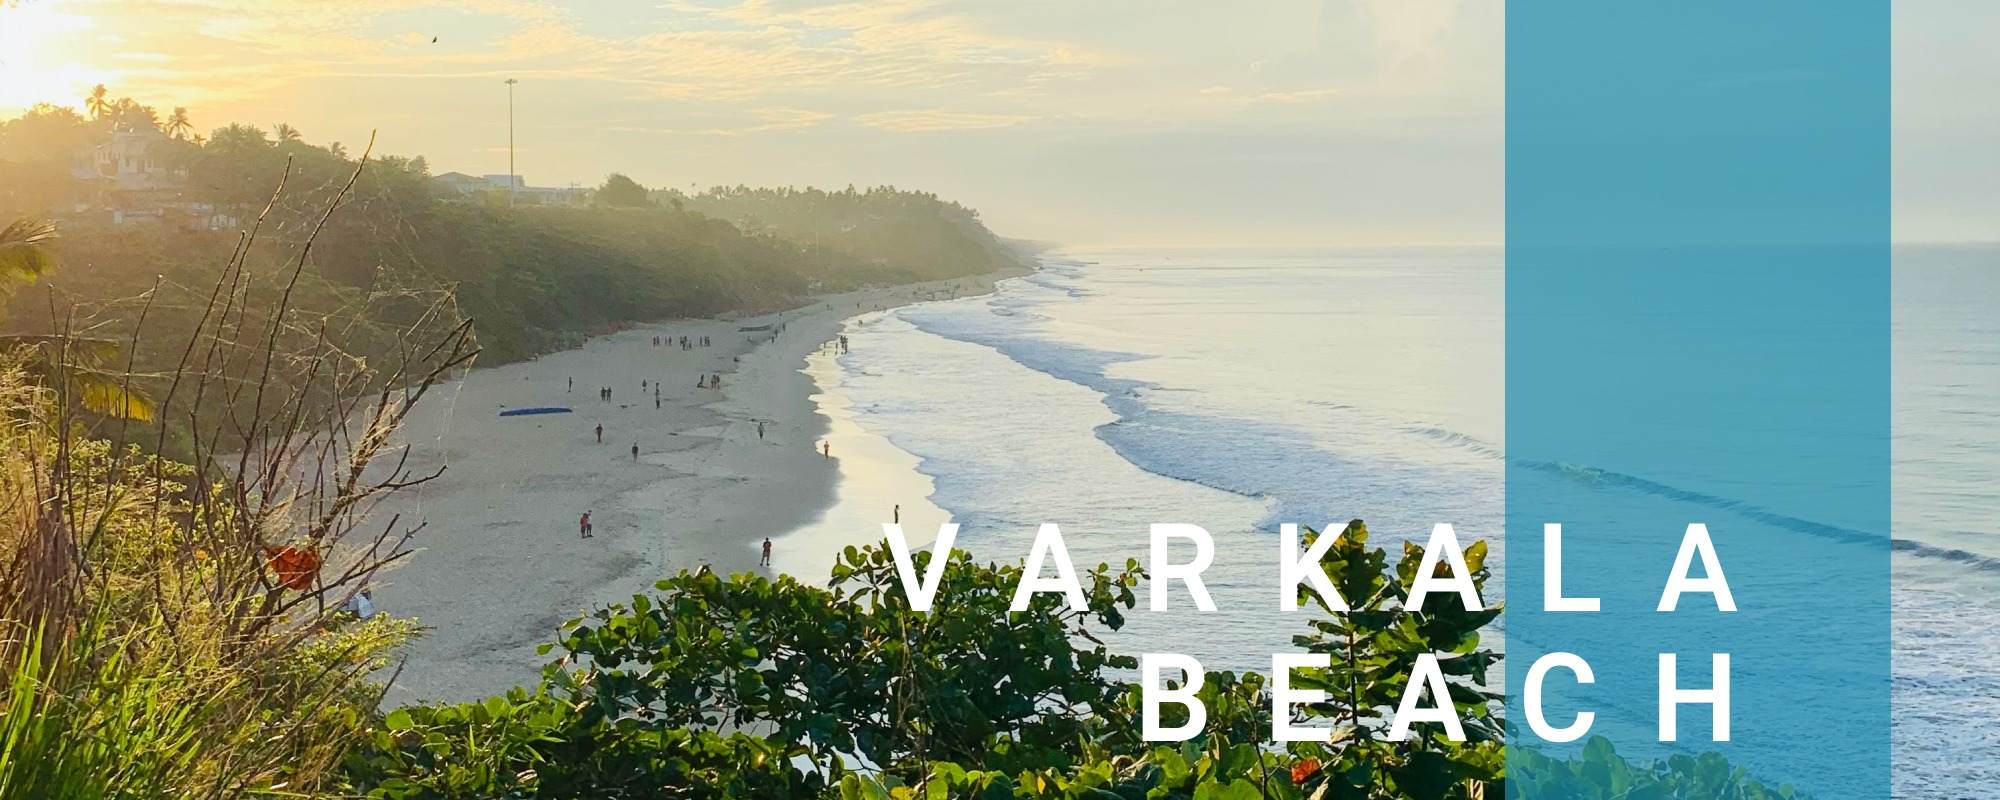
[0,0,1992,245]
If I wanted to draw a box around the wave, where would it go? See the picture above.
[1399,424,1506,460]
[895,257,1998,576]
[1401,422,2000,573]
[900,273,1474,538]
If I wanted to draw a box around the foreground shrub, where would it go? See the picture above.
[345,522,1802,799]
[0,152,474,798]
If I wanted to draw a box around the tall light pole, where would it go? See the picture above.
[504,78,518,206]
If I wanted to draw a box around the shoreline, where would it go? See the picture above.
[371,265,1030,705]
[764,311,962,578]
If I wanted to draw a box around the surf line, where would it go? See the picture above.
[881,521,1736,746]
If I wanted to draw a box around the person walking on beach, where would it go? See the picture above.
[579,511,593,539]
[567,376,573,392]
[822,441,830,459]
[757,421,765,440]
[893,504,900,524]
[760,536,772,566]
[631,443,639,461]
[595,424,603,444]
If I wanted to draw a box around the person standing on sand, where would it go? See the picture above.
[595,424,603,444]
[567,376,573,392]
[893,504,900,524]
[579,511,593,539]
[822,442,830,459]
[760,537,772,566]
[757,421,765,440]
[631,443,639,461]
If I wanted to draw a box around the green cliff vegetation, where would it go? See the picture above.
[670,184,1022,280]
[0,91,1024,370]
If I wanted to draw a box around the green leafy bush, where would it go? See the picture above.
[344,522,1803,800]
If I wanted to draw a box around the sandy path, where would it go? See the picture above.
[369,269,1023,705]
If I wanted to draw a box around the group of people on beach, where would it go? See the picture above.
[564,320,895,568]
[652,334,709,351]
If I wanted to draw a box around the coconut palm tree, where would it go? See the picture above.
[84,84,111,119]
[109,99,157,133]
[0,219,155,421]
[164,107,193,140]
[273,123,302,143]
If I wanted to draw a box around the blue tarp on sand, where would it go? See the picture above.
[497,407,572,417]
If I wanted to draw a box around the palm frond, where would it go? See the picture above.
[1,337,156,422]
[0,335,123,369]
[0,219,57,286]
[73,373,156,423]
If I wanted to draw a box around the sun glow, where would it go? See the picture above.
[0,0,106,114]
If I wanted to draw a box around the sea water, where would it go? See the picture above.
[783,246,1999,797]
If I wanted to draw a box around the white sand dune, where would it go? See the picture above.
[369,269,1023,705]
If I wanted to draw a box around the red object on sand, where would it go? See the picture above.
[264,545,320,591]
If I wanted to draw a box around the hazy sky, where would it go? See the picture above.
[0,0,1992,245]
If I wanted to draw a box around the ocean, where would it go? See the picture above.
[779,246,2000,797]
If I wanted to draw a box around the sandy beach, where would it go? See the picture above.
[370,268,1025,705]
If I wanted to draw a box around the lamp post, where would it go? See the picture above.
[504,78,518,206]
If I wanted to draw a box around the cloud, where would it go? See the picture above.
[605,106,835,136]
[853,109,1031,132]
[1250,86,1340,104]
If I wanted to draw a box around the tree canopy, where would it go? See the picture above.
[596,172,653,208]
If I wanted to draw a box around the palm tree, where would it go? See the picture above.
[84,84,111,119]
[0,219,155,421]
[273,123,302,143]
[110,99,157,133]
[165,107,193,140]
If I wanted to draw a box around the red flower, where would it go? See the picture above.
[1291,757,1322,785]
[263,545,320,591]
